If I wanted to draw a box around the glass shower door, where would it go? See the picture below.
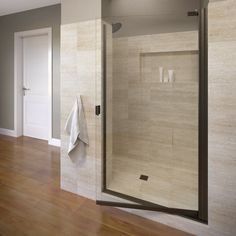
[96,0,208,223]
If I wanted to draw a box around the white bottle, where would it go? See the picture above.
[159,67,164,83]
[168,70,175,83]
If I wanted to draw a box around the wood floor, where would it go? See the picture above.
[0,135,193,236]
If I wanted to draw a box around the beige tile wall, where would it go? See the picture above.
[208,0,236,234]
[60,20,100,199]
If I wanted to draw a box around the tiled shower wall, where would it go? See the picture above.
[112,32,199,152]
[60,0,236,234]
[111,32,199,209]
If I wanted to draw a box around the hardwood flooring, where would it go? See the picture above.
[0,135,194,236]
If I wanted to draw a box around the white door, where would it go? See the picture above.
[23,34,50,140]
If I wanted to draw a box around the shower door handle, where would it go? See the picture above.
[95,105,101,116]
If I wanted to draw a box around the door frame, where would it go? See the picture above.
[14,27,52,142]
[97,1,208,224]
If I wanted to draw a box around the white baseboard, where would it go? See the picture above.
[48,138,61,147]
[0,128,17,137]
[0,130,61,147]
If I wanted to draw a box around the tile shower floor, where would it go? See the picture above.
[107,154,198,211]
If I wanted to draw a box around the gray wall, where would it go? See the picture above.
[61,0,101,24]
[103,0,199,37]
[0,4,61,139]
[102,0,200,17]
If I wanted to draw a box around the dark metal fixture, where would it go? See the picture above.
[95,105,101,116]
[188,10,199,16]
[140,175,149,181]
[112,23,122,33]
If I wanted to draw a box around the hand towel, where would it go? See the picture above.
[65,96,89,155]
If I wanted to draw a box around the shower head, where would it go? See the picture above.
[112,23,122,33]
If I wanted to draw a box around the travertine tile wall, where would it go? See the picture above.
[61,0,236,235]
[61,20,100,199]
[208,0,236,234]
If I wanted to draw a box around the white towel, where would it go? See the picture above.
[65,96,89,155]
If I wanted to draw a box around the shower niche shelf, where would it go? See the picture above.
[140,50,199,84]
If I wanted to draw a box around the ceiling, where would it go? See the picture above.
[0,0,60,16]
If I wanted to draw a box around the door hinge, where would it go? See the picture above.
[95,105,101,116]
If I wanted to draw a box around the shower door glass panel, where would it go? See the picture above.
[97,0,204,216]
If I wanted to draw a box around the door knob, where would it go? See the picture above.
[23,87,30,96]
[23,87,30,91]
